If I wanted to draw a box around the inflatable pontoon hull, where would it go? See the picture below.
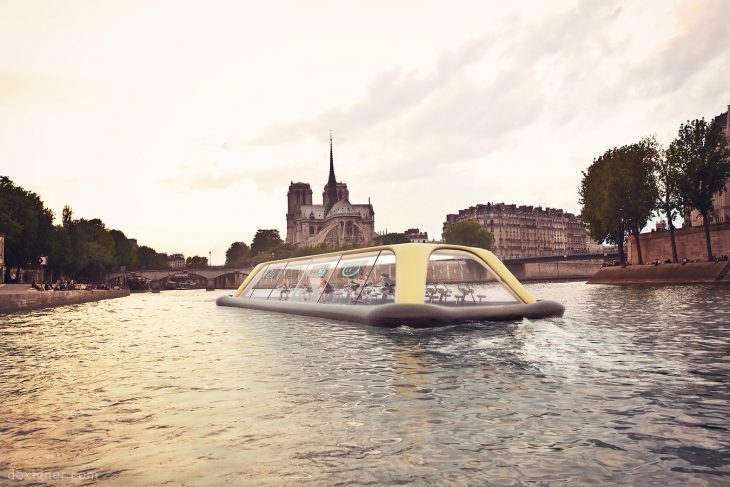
[216,295,564,327]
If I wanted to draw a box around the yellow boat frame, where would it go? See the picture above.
[232,243,536,305]
[218,243,566,327]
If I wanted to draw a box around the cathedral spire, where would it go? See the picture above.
[325,130,338,214]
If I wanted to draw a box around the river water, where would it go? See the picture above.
[1,282,729,486]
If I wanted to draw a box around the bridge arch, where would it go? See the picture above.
[106,267,251,291]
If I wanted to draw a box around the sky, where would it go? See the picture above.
[1,0,729,263]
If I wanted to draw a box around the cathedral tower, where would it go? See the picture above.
[286,182,312,244]
[323,133,349,214]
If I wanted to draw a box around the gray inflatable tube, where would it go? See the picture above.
[216,295,565,328]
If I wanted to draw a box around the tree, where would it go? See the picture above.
[579,148,628,264]
[669,118,730,261]
[0,175,167,281]
[186,255,208,268]
[579,141,658,265]
[251,229,283,256]
[47,226,73,281]
[619,140,659,265]
[109,229,137,269]
[290,243,336,258]
[62,205,74,229]
[654,142,683,262]
[270,243,295,260]
[137,245,168,269]
[68,218,116,280]
[376,233,410,245]
[225,241,250,266]
[443,221,493,249]
[0,176,55,276]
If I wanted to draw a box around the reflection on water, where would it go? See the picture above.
[1,283,729,485]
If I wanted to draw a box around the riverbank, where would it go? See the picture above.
[588,261,730,284]
[0,284,129,313]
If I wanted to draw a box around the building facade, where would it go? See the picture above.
[443,203,600,259]
[168,253,185,270]
[286,137,376,247]
[689,104,730,226]
[404,228,429,243]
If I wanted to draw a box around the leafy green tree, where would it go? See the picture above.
[579,140,658,265]
[0,176,55,276]
[376,233,410,245]
[290,243,335,258]
[619,139,659,265]
[47,226,73,281]
[0,176,169,281]
[0,181,23,274]
[579,148,628,264]
[186,255,209,268]
[225,241,250,266]
[654,142,683,262]
[669,118,730,261]
[109,229,137,269]
[251,229,283,256]
[68,218,116,280]
[270,243,295,260]
[137,245,168,269]
[443,221,493,249]
[62,205,73,229]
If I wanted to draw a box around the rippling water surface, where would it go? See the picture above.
[1,283,729,485]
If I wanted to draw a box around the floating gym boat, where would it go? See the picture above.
[216,243,564,327]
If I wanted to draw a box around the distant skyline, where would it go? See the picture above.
[2,0,729,263]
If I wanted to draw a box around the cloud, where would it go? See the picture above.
[249,32,495,146]
[214,0,730,239]
[168,164,311,194]
[626,0,730,99]
[0,71,82,102]
[246,1,633,181]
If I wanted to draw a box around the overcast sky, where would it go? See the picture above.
[1,0,729,262]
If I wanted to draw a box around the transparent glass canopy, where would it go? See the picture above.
[425,249,518,305]
[241,251,396,306]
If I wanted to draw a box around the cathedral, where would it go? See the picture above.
[285,136,376,247]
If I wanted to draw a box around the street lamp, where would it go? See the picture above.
[209,251,212,267]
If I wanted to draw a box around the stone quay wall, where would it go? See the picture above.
[427,259,602,283]
[0,288,130,313]
[588,261,730,285]
[506,260,604,281]
[628,222,730,264]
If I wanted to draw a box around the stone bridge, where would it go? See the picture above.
[107,266,253,291]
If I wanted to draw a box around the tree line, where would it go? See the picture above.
[579,118,730,264]
[0,176,175,282]
[224,223,493,267]
[223,229,391,268]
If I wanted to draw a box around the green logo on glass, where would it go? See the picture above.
[341,265,360,278]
